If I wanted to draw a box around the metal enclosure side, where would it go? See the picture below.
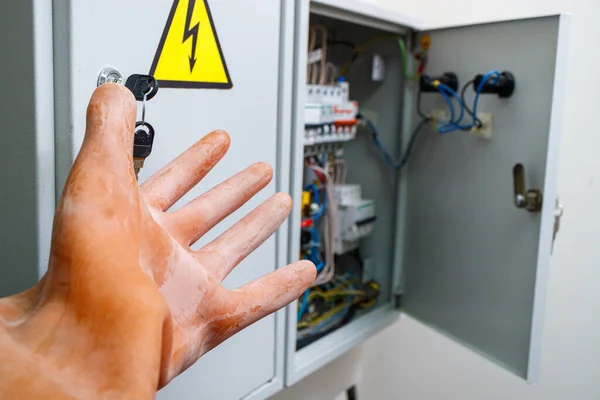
[52,0,292,399]
[402,15,570,380]
[0,0,55,297]
[242,1,298,398]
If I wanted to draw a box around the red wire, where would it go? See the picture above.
[305,157,327,183]
[301,219,313,228]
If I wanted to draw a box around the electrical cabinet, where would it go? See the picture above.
[2,1,296,399]
[285,0,569,388]
[0,0,569,399]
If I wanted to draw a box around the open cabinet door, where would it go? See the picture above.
[402,15,570,381]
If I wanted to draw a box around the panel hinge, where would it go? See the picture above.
[409,30,420,51]
[552,196,563,254]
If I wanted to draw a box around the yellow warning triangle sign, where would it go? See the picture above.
[150,0,232,89]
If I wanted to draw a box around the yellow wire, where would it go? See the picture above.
[298,303,349,329]
[308,290,365,301]
[298,276,368,327]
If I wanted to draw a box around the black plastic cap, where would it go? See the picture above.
[420,72,459,93]
[473,71,515,98]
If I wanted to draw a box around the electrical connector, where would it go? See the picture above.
[473,71,515,98]
[420,72,459,93]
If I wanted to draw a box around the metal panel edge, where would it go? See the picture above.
[34,0,56,278]
[284,0,311,387]
[0,0,38,295]
[525,12,571,383]
[288,307,398,385]
[52,0,74,200]
[392,51,419,297]
[241,377,284,400]
[425,12,571,31]
[242,1,298,399]
[310,0,423,32]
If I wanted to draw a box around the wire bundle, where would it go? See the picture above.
[338,36,426,81]
[397,38,426,81]
[303,158,337,288]
[434,69,501,134]
[307,25,329,85]
[360,115,430,171]
[297,273,379,342]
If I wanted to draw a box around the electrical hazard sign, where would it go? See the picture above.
[150,0,232,89]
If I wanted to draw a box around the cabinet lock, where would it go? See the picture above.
[513,163,542,212]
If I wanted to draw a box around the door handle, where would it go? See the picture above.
[512,163,542,212]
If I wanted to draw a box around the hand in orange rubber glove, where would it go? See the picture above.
[0,84,315,399]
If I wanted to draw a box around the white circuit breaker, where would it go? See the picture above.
[333,184,376,254]
[304,81,359,146]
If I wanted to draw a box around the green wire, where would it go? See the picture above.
[397,38,421,81]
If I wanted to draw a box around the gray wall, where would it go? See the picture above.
[0,1,40,296]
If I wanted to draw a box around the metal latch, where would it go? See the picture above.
[512,163,542,212]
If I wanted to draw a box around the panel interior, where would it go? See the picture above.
[295,12,409,350]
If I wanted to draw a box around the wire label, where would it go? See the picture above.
[150,0,232,89]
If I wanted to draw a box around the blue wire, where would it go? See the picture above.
[311,192,327,221]
[369,121,394,167]
[436,84,457,125]
[315,261,325,272]
[303,184,319,205]
[435,70,501,133]
[472,70,501,127]
[308,228,320,263]
[304,183,326,222]
[296,262,324,322]
[297,289,310,322]
[362,116,429,171]
[436,83,472,133]
[305,228,323,273]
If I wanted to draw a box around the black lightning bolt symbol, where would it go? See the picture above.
[183,0,200,73]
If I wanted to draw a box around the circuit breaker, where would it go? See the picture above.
[333,184,376,254]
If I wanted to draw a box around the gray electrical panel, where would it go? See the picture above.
[0,0,570,398]
[285,0,569,387]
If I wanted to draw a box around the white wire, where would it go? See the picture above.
[314,26,328,85]
[334,159,347,184]
[307,27,317,85]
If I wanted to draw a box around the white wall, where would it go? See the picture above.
[273,0,600,399]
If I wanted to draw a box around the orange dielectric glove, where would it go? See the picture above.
[0,83,315,399]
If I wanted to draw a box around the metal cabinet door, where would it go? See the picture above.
[402,14,570,381]
[54,0,293,398]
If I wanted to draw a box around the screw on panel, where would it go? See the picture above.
[97,67,124,86]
